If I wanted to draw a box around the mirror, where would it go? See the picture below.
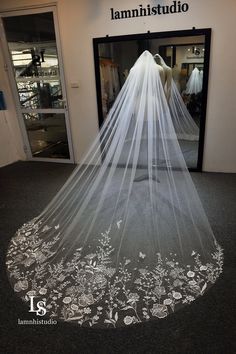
[93,29,211,171]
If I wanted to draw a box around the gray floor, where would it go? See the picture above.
[0,161,235,354]
[179,139,198,168]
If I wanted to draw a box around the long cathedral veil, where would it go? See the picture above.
[153,53,199,141]
[6,51,223,328]
[169,79,199,141]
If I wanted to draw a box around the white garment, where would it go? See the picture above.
[186,67,202,95]
[6,51,223,329]
[169,79,199,141]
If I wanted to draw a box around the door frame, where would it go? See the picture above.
[0,5,75,163]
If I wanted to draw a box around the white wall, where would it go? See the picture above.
[0,0,235,172]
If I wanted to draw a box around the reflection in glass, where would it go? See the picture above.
[96,35,206,169]
[3,13,64,109]
[23,113,69,158]
[3,12,70,159]
[16,79,63,109]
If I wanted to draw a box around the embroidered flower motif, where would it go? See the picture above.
[39,288,47,295]
[127,293,140,303]
[85,254,97,260]
[124,316,134,325]
[150,304,168,318]
[153,286,166,297]
[173,279,183,287]
[187,271,195,278]
[188,280,197,286]
[78,294,94,307]
[23,258,35,267]
[46,278,57,288]
[62,297,72,304]
[163,298,173,305]
[104,268,116,277]
[93,274,107,287]
[172,291,182,300]
[71,304,79,311]
[14,254,24,262]
[58,275,66,282]
[170,268,184,279]
[26,290,37,297]
[13,235,26,244]
[84,307,92,314]
[139,269,149,275]
[14,280,28,292]
[200,265,207,271]
[186,295,195,302]
[6,219,223,328]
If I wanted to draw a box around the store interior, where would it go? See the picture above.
[0,0,235,353]
[95,34,207,170]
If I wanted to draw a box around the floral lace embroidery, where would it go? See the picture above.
[6,219,223,328]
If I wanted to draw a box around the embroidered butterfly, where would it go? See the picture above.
[139,252,146,259]
[116,220,122,229]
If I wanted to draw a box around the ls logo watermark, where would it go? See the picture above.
[29,295,47,316]
[17,296,57,325]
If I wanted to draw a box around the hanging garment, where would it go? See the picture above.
[186,67,202,95]
[199,70,204,92]
[6,51,223,328]
[99,59,120,117]
[99,65,108,117]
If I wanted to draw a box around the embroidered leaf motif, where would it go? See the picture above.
[6,219,223,328]
[201,282,207,294]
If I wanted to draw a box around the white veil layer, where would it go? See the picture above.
[153,53,199,141]
[6,51,223,328]
[186,67,202,95]
[169,79,199,141]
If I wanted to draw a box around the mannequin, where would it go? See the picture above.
[172,64,181,91]
[156,63,165,87]
[153,53,172,102]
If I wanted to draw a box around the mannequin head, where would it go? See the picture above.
[153,53,166,66]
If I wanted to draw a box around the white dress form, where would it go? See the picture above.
[153,53,172,102]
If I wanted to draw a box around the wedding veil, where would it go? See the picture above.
[6,51,223,328]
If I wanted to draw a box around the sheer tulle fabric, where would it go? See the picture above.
[6,51,223,328]
[169,80,199,141]
[186,67,202,95]
[153,54,199,141]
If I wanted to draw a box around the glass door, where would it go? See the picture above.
[0,7,74,162]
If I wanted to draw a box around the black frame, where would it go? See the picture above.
[93,28,212,172]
